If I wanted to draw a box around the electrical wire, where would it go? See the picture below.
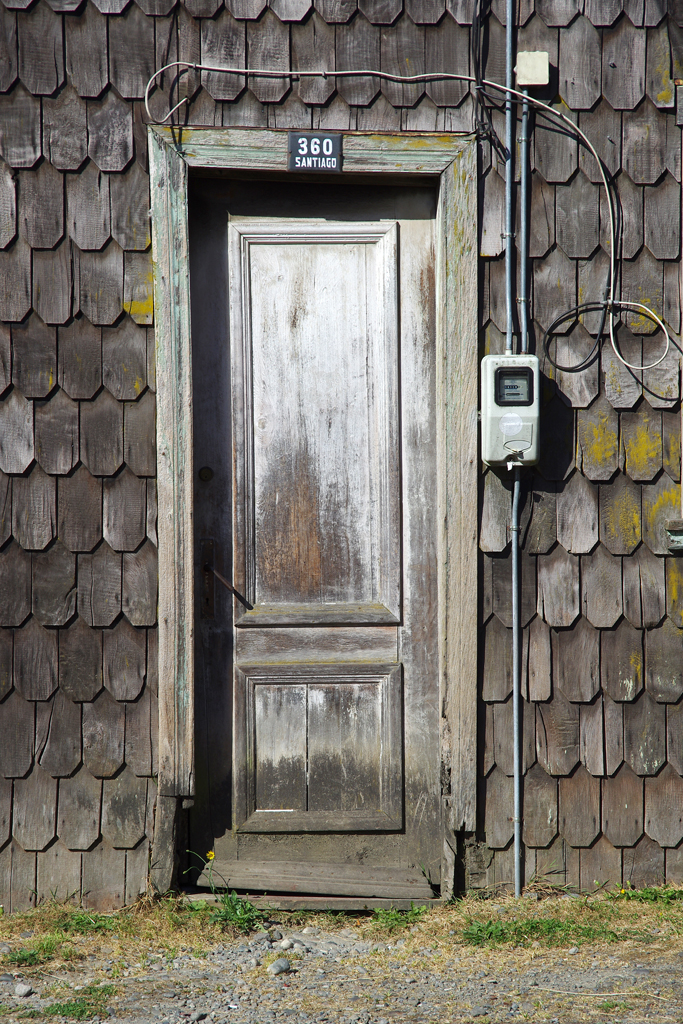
[471,0,507,160]
[144,61,673,374]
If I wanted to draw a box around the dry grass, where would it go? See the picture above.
[3,888,683,1024]
[1,883,683,978]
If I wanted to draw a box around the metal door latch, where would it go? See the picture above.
[200,539,254,614]
[203,563,253,610]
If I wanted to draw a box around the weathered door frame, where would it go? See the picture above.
[148,125,478,888]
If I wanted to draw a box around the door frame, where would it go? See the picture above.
[148,125,479,846]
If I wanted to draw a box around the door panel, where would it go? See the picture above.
[190,179,439,896]
[229,222,401,626]
[234,664,402,832]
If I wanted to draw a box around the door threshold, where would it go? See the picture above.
[184,891,442,911]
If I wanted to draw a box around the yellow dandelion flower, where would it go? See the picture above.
[206,850,215,861]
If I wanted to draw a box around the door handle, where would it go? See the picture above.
[203,562,254,610]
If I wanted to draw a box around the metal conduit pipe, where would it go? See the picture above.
[519,91,530,357]
[511,467,522,896]
[504,0,515,358]
[512,88,531,900]
[503,0,523,898]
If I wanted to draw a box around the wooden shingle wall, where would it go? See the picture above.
[0,0,680,905]
[479,4,683,889]
[0,0,158,910]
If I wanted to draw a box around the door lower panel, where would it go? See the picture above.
[234,663,403,832]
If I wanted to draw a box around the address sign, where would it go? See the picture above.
[288,132,342,172]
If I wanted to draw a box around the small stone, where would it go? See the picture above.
[267,958,291,976]
[0,973,14,983]
[252,931,270,942]
[302,927,319,935]
[15,983,33,998]
[189,1012,207,1021]
[270,930,283,941]
[19,931,33,939]
[0,945,10,955]
[568,947,579,955]
[471,1007,490,1018]
[279,939,293,950]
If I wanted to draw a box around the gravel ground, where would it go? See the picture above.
[1,922,682,1024]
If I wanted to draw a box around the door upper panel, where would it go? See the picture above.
[229,221,401,626]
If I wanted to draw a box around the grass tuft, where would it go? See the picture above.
[20,984,116,1020]
[209,891,266,934]
[4,936,65,967]
[462,915,647,947]
[370,903,430,933]
[608,883,683,904]
[54,910,121,935]
[596,999,630,1011]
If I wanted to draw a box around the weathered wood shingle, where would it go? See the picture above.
[14,616,58,701]
[103,617,146,700]
[35,389,79,475]
[59,616,103,701]
[36,690,81,776]
[32,540,77,625]
[80,389,124,474]
[82,687,125,777]
[12,465,56,551]
[77,542,122,627]
[58,465,102,552]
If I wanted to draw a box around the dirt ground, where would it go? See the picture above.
[0,886,682,1023]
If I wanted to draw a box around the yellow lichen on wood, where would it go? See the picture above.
[603,359,623,400]
[621,405,661,481]
[642,476,681,553]
[663,409,682,481]
[602,483,641,552]
[124,250,154,326]
[624,648,643,699]
[576,398,618,479]
[666,558,683,627]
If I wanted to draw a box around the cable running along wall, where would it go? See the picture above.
[146,61,675,378]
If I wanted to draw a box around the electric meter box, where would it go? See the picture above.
[481,354,540,467]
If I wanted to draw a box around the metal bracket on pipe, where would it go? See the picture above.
[665,520,683,552]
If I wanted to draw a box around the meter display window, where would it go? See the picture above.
[495,367,534,406]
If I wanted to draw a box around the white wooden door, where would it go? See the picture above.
[191,179,440,898]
